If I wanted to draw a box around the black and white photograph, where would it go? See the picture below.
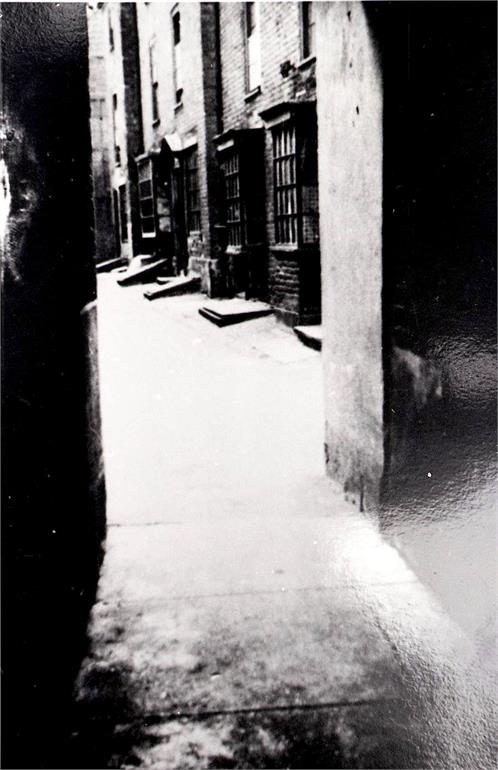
[1,1,496,768]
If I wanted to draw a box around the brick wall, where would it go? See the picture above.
[219,2,320,323]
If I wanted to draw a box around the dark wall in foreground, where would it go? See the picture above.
[379,1,497,490]
[1,4,106,767]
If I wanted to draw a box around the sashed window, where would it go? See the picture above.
[272,118,319,246]
[118,185,128,242]
[245,1,261,92]
[137,157,156,237]
[273,123,298,245]
[172,7,183,105]
[301,2,315,60]
[220,152,244,247]
[184,148,201,232]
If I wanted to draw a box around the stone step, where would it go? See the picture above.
[116,258,170,287]
[294,325,322,351]
[199,298,273,327]
[144,275,201,301]
[138,253,156,265]
[95,257,126,274]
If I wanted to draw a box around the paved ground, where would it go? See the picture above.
[70,275,496,769]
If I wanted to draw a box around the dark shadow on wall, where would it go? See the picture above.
[1,4,106,767]
[364,2,496,638]
[365,1,497,490]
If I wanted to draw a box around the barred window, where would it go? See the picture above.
[273,123,298,245]
[137,157,156,237]
[220,152,244,247]
[185,148,201,232]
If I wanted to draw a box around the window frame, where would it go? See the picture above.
[171,6,183,106]
[272,120,299,246]
[183,147,201,233]
[220,150,244,248]
[112,93,120,166]
[270,113,319,249]
[136,156,157,238]
[149,39,160,125]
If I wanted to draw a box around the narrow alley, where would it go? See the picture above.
[69,276,496,769]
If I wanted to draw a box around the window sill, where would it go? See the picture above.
[271,244,300,254]
[152,118,161,128]
[174,100,183,112]
[297,54,316,71]
[244,86,261,103]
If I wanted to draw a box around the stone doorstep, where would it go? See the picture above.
[117,258,170,287]
[294,325,323,351]
[95,257,127,274]
[144,275,201,301]
[199,299,273,327]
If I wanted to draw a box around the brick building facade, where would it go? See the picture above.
[217,1,320,324]
[90,1,320,325]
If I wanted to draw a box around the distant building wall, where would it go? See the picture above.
[88,4,116,263]
[316,2,384,508]
[136,1,220,291]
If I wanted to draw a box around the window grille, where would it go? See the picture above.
[137,157,156,236]
[273,123,298,245]
[221,152,243,247]
[185,148,201,232]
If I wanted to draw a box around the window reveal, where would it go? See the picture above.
[137,157,156,236]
